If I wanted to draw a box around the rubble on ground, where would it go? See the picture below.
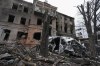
[0,42,99,66]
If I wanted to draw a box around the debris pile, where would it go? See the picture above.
[0,42,83,66]
[0,42,100,66]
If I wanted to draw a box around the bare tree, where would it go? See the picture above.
[77,0,100,57]
[40,10,50,57]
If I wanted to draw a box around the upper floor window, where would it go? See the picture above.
[70,25,74,34]
[23,6,28,13]
[8,15,15,23]
[28,19,31,25]
[37,18,42,25]
[12,3,18,10]
[20,17,26,25]
[64,23,67,33]
[56,21,58,31]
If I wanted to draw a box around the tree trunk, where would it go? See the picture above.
[88,34,96,57]
[40,11,50,57]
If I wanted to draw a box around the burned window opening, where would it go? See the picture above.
[8,15,15,22]
[23,7,28,13]
[33,32,41,40]
[37,18,42,25]
[56,21,58,31]
[3,29,11,41]
[17,32,27,40]
[50,20,52,24]
[28,19,31,25]
[70,25,73,34]
[20,17,26,25]
[64,23,67,33]
[12,3,18,10]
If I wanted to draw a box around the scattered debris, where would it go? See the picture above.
[0,42,99,66]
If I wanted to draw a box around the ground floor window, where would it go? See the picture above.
[17,32,27,40]
[3,29,11,41]
[33,32,41,40]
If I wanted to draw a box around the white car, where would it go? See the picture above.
[48,36,86,56]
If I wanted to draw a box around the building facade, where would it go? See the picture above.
[0,0,75,46]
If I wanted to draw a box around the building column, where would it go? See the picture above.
[8,29,18,42]
[52,19,57,36]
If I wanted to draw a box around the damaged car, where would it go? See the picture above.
[48,36,87,57]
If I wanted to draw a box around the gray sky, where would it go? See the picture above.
[24,0,86,18]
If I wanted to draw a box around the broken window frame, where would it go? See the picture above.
[56,21,58,31]
[37,18,42,25]
[16,32,27,40]
[70,25,74,34]
[20,17,26,25]
[12,3,18,10]
[23,6,28,13]
[3,29,11,41]
[33,32,41,40]
[64,23,67,33]
[8,15,15,23]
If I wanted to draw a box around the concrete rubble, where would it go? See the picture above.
[0,42,99,66]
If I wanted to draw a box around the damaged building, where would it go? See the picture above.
[56,12,75,37]
[0,0,32,43]
[0,0,75,46]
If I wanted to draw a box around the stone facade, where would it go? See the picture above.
[56,12,75,37]
[0,0,32,43]
[0,0,75,46]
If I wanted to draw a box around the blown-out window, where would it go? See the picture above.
[3,29,11,41]
[8,15,15,23]
[23,6,28,13]
[33,32,41,40]
[12,3,18,10]
[37,18,42,25]
[20,17,26,25]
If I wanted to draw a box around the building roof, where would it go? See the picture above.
[57,12,74,19]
